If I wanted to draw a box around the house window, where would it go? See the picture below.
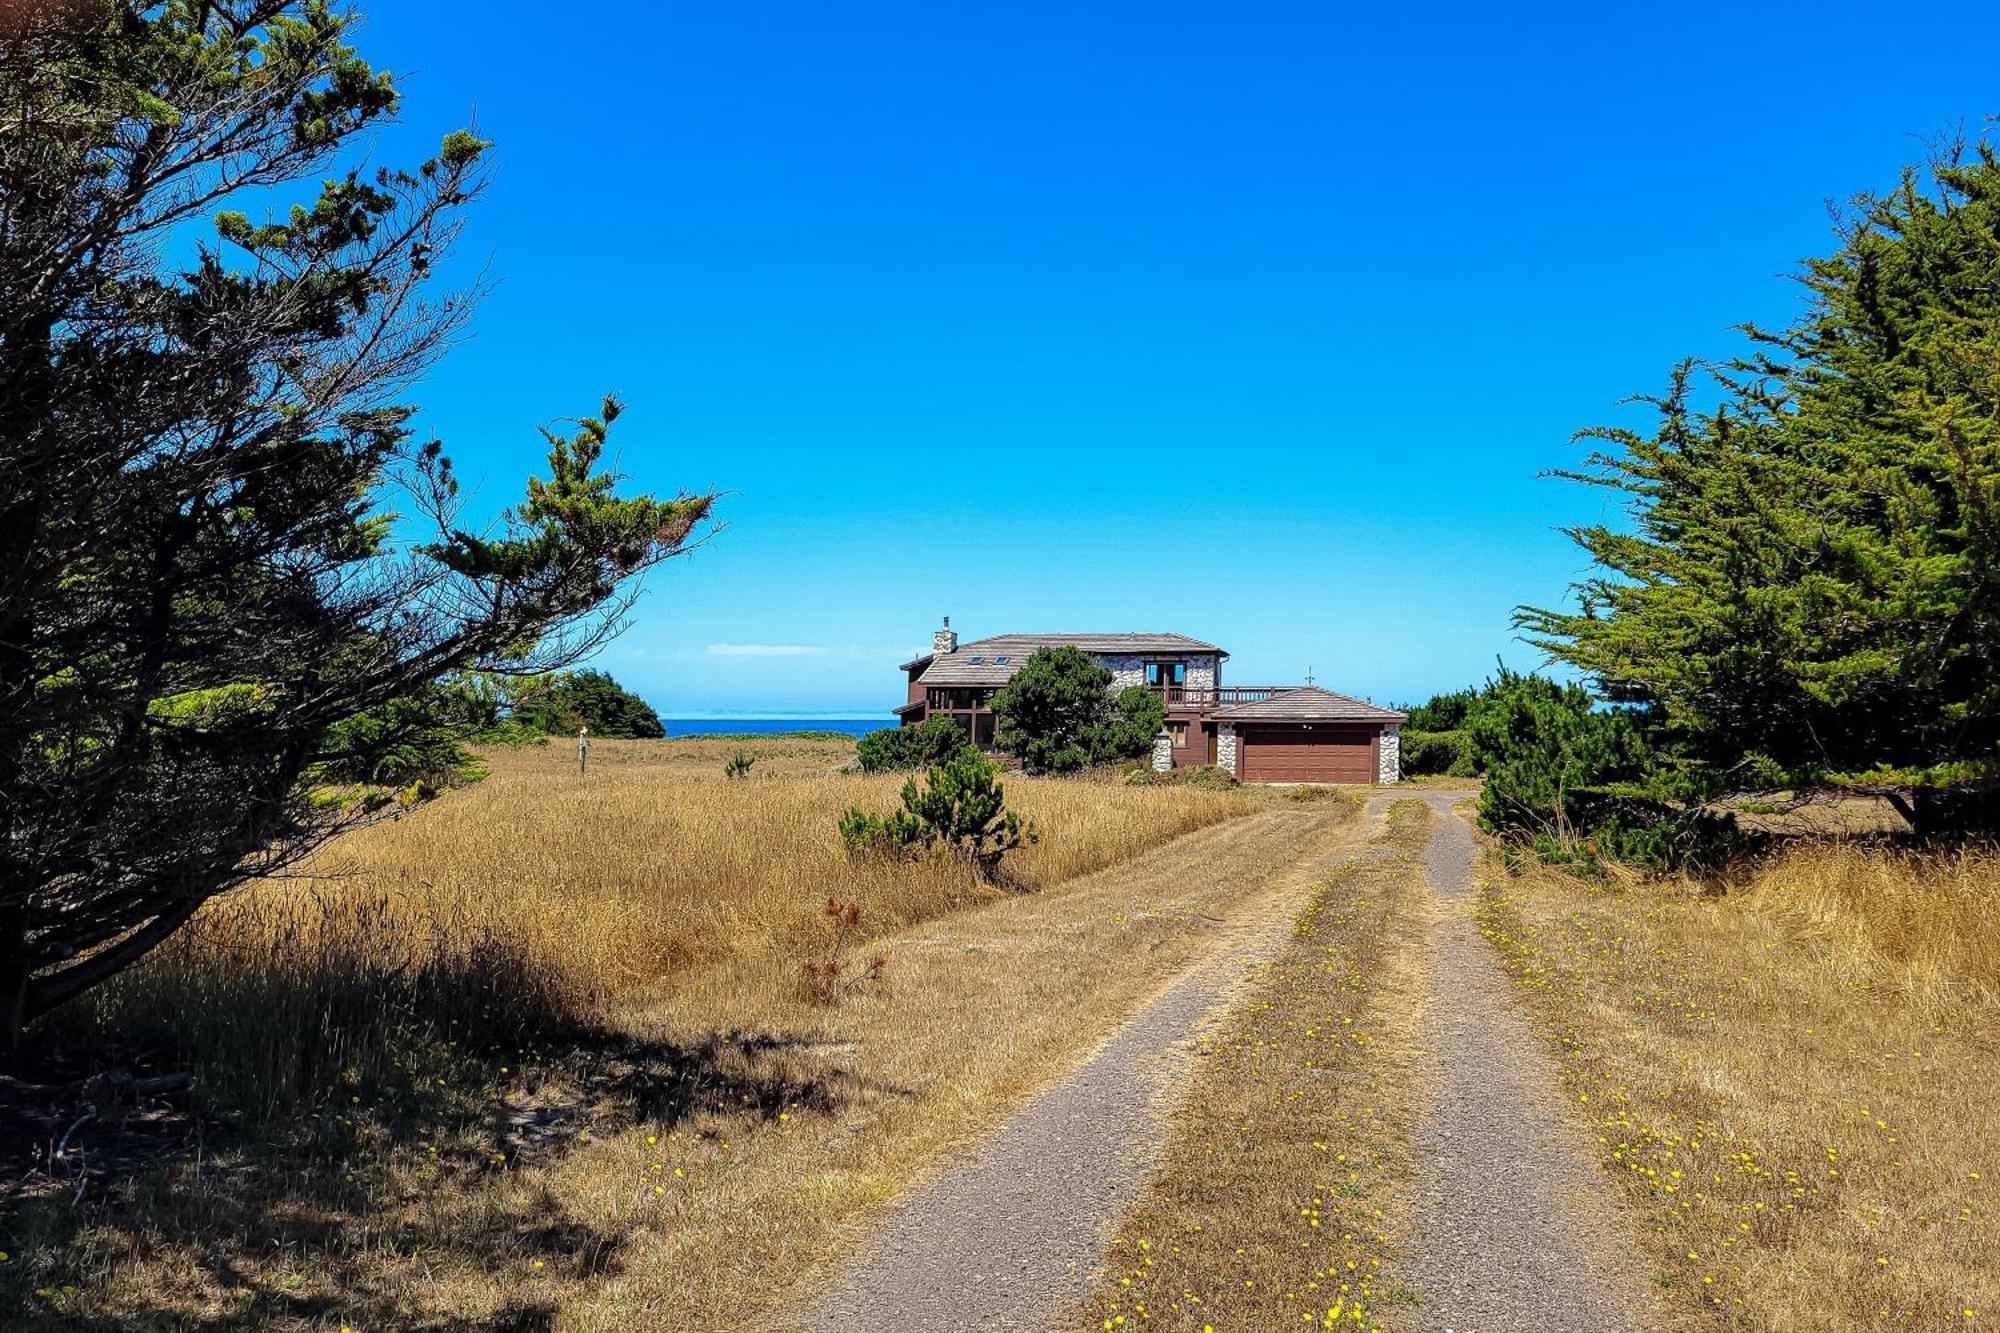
[928,688,983,710]
[1145,661,1186,687]
[1168,722,1189,746]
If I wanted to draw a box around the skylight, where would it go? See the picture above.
[994,655,1009,664]
[969,655,985,664]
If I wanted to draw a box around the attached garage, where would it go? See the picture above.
[1214,687,1407,785]
[1238,723,1379,783]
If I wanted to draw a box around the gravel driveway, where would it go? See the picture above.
[1404,790,1643,1333]
[811,797,1395,1332]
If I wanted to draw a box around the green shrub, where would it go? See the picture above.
[836,804,927,856]
[724,751,755,780]
[856,716,969,772]
[1396,684,1503,777]
[1121,762,1240,790]
[1464,668,1740,871]
[839,747,1036,880]
[1398,728,1472,777]
[1465,668,1650,838]
[1402,688,1478,734]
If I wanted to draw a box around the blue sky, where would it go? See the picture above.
[353,2,2000,717]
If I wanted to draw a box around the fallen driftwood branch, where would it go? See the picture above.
[0,1069,192,1101]
[55,1109,96,1161]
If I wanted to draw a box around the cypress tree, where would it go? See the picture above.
[1522,140,2000,836]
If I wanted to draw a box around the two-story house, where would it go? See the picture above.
[895,618,1403,782]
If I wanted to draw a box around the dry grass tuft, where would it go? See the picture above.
[44,888,599,1127]
[1478,839,2000,1332]
[1733,842,2000,1006]
[1083,798,1436,1332]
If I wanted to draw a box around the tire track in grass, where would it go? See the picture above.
[1080,796,1437,1333]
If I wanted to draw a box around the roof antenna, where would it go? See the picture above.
[1305,663,1315,687]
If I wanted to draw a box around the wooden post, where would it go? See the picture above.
[577,725,589,775]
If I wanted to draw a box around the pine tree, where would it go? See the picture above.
[1462,669,1651,837]
[992,647,1161,774]
[0,3,714,1048]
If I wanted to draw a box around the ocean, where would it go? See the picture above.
[662,718,888,738]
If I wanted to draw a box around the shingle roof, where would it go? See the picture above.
[1211,686,1406,723]
[913,633,1226,686]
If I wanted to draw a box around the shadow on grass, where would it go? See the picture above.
[0,1028,891,1331]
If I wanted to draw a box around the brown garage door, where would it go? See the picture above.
[1237,724,1376,783]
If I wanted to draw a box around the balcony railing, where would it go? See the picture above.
[1156,684,1287,711]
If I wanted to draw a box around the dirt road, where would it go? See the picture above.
[811,790,1644,1332]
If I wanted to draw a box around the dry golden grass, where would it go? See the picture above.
[1082,798,1437,1332]
[3,735,1314,1330]
[1477,841,2000,1332]
[563,798,1364,1332]
[307,738,1260,1004]
[1735,843,2000,1005]
[1727,793,1912,838]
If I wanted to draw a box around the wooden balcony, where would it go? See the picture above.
[1156,685,1287,712]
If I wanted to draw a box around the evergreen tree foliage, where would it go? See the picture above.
[1402,688,1479,734]
[838,747,1034,880]
[315,678,501,793]
[856,717,968,772]
[1463,670,1652,837]
[991,647,1162,774]
[1395,685,1482,777]
[0,2,715,1044]
[1089,685,1167,764]
[509,669,664,739]
[1398,727,1473,778]
[1466,674,1738,871]
[1521,140,2000,837]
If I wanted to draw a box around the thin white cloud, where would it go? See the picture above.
[705,643,829,657]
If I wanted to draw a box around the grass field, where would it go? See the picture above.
[9,740,1991,1331]
[2,735,1284,1329]
[1478,841,1999,1332]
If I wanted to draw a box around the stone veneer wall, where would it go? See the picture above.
[1093,653,1220,691]
[1151,730,1174,773]
[1378,723,1401,783]
[1216,723,1239,776]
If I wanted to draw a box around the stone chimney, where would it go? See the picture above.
[933,616,959,656]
